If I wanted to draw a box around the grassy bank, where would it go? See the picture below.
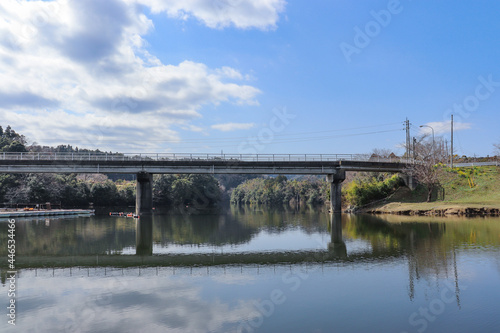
[364,166,500,215]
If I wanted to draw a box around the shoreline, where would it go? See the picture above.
[361,202,500,216]
[0,209,95,219]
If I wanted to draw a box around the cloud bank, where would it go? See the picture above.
[420,121,471,136]
[0,0,284,150]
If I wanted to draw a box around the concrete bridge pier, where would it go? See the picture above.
[136,172,153,216]
[327,170,346,213]
[402,173,418,190]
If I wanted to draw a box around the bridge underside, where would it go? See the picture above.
[0,160,406,174]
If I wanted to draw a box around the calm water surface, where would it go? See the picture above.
[1,207,499,332]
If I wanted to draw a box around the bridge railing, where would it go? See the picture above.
[0,152,411,163]
[452,161,499,167]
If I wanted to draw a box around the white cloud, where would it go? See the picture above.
[419,121,471,136]
[16,271,261,333]
[216,66,244,80]
[0,0,263,151]
[131,0,287,30]
[211,122,255,131]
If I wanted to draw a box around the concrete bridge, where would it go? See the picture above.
[0,152,411,214]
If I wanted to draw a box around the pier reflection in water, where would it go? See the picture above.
[328,213,347,258]
[1,208,499,332]
[135,216,153,256]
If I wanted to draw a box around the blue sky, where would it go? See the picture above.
[1,0,499,156]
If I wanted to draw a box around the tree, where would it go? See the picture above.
[1,141,27,152]
[405,138,446,202]
[0,125,27,152]
[90,181,119,206]
[494,142,500,156]
[371,148,393,159]
[153,175,175,206]
[187,174,221,207]
[0,174,22,203]
[117,181,136,206]
[230,176,328,206]
[172,178,193,206]
[59,174,91,207]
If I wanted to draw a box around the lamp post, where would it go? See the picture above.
[419,125,435,157]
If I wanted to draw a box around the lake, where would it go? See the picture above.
[1,207,499,332]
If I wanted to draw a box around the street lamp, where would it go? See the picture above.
[419,125,435,156]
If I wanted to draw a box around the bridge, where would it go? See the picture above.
[0,152,411,214]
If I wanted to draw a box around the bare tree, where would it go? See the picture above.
[405,138,446,202]
[371,148,393,158]
[494,142,500,157]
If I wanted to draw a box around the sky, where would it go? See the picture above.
[0,0,499,156]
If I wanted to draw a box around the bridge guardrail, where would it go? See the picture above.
[0,152,412,163]
[451,161,499,167]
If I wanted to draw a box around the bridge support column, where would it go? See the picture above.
[327,170,345,213]
[136,172,153,216]
[402,173,418,190]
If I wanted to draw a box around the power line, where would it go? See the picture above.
[33,122,403,145]
[138,128,404,149]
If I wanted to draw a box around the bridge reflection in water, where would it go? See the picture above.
[2,211,486,311]
[135,213,348,259]
[4,212,485,275]
[5,213,408,268]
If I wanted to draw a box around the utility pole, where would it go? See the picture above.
[445,139,448,162]
[450,114,454,168]
[413,137,417,160]
[405,118,411,161]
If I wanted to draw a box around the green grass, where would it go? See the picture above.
[439,166,500,205]
[371,166,500,212]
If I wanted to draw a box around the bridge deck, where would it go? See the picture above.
[0,152,409,174]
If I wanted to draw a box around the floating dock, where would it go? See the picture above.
[0,209,94,219]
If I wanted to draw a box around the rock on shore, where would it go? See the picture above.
[367,207,500,216]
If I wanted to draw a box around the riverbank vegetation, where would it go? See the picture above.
[343,174,403,207]
[366,165,500,214]
[230,175,328,206]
